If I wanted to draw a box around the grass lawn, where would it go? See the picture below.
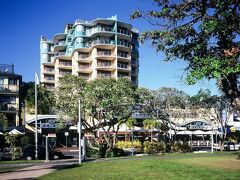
[39,153,240,180]
[0,166,27,174]
[0,160,44,164]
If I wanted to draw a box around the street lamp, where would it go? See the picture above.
[210,117,214,153]
[78,99,81,164]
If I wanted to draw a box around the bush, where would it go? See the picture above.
[86,147,100,158]
[105,148,127,158]
[172,142,192,153]
[99,143,108,158]
[115,140,142,149]
[21,136,29,147]
[143,141,164,154]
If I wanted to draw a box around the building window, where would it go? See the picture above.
[8,78,17,85]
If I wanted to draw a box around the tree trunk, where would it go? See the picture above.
[220,74,240,110]
[151,130,153,142]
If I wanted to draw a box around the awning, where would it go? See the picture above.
[9,129,24,135]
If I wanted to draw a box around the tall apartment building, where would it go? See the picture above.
[0,64,22,130]
[40,16,139,90]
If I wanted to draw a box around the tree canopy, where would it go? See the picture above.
[131,0,240,109]
[22,82,55,114]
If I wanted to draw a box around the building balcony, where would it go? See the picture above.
[59,71,72,77]
[58,62,72,69]
[117,64,131,72]
[53,33,67,42]
[0,84,19,94]
[117,28,131,41]
[96,51,116,60]
[90,27,115,37]
[42,69,55,75]
[43,78,55,83]
[78,65,92,73]
[91,39,115,48]
[117,41,130,48]
[117,52,131,62]
[117,28,130,36]
[53,41,67,52]
[55,51,66,57]
[97,63,115,70]
[97,74,112,78]
[76,55,92,62]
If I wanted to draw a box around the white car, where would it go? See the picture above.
[224,142,240,151]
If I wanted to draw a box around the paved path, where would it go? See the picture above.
[0,159,78,180]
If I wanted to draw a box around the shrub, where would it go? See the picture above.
[115,140,142,149]
[105,148,127,158]
[86,147,100,158]
[99,143,108,158]
[172,142,192,153]
[143,141,164,154]
[21,136,29,147]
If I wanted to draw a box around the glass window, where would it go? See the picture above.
[9,78,17,85]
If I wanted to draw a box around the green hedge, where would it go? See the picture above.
[143,141,164,154]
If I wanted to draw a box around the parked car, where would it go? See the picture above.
[224,142,240,151]
[0,147,15,160]
[23,145,64,160]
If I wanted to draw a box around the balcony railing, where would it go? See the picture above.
[93,26,114,33]
[92,39,114,46]
[44,77,54,81]
[55,52,66,56]
[97,51,111,56]
[59,62,72,66]
[117,64,129,69]
[55,40,66,46]
[117,41,130,47]
[59,71,72,76]
[117,28,130,36]
[117,52,129,58]
[44,68,55,73]
[78,54,89,59]
[0,84,19,93]
[79,65,90,70]
[97,62,112,67]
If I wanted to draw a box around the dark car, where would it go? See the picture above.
[23,145,64,160]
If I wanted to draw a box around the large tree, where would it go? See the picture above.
[25,83,55,114]
[56,76,137,151]
[55,74,86,128]
[137,87,190,139]
[131,0,240,109]
[190,89,233,151]
[83,78,136,150]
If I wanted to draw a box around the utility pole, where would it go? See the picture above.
[78,99,81,164]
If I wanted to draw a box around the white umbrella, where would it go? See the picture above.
[9,129,24,135]
[0,132,3,135]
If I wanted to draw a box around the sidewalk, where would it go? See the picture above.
[0,159,78,180]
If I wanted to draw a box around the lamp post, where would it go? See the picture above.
[45,135,49,162]
[210,117,214,153]
[131,129,134,156]
[78,99,81,164]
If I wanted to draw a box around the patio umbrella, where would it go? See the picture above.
[9,128,24,135]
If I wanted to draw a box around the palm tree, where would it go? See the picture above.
[143,119,161,142]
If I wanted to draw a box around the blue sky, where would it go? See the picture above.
[0,0,219,96]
